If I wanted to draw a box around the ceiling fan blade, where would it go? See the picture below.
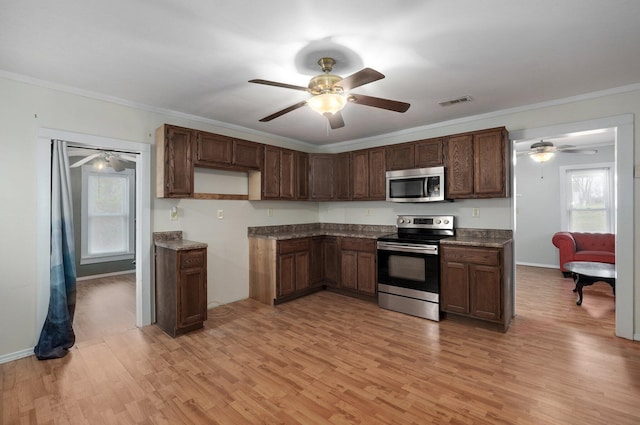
[108,156,125,172]
[560,148,598,154]
[249,79,309,92]
[349,94,410,113]
[259,100,308,122]
[70,153,100,168]
[555,144,576,150]
[326,111,345,129]
[337,68,384,91]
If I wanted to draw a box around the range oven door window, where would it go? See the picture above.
[377,246,439,293]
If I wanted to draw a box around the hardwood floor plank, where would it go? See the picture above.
[3,266,640,424]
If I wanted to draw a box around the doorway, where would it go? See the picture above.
[510,115,634,339]
[36,129,152,339]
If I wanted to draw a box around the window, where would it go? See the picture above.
[81,166,135,264]
[560,163,614,233]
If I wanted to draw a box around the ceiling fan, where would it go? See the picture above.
[249,57,410,129]
[70,150,136,172]
[520,140,598,163]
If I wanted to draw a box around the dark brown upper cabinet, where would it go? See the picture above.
[352,147,386,200]
[194,131,263,170]
[309,154,335,201]
[444,127,509,199]
[156,124,194,198]
[262,145,298,200]
[386,138,443,171]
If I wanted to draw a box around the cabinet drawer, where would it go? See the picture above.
[180,249,206,269]
[443,246,499,266]
[278,238,310,254]
[340,237,376,252]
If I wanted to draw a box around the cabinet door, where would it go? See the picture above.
[295,251,310,291]
[296,151,309,200]
[470,264,502,321]
[356,251,376,295]
[164,126,194,197]
[280,148,295,199]
[335,153,351,200]
[263,146,280,199]
[178,266,206,327]
[323,237,339,286]
[340,250,358,290]
[310,237,324,285]
[194,131,232,166]
[368,147,386,200]
[415,138,443,167]
[386,143,415,171]
[233,139,263,169]
[309,154,335,200]
[441,261,470,314]
[445,134,474,198]
[474,130,508,197]
[278,253,296,297]
[351,150,369,199]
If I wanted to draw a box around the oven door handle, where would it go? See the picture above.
[377,242,438,254]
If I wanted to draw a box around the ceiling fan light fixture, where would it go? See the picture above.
[307,93,347,116]
[529,151,555,163]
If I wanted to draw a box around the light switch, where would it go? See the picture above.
[170,206,178,221]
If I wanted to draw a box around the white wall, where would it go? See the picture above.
[1,76,638,359]
[515,145,615,267]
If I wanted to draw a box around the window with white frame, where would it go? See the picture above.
[81,165,135,264]
[559,163,614,233]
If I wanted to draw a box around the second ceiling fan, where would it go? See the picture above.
[249,57,410,129]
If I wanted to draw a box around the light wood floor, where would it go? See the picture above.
[74,273,136,343]
[3,266,639,424]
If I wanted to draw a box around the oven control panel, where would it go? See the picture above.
[396,215,454,230]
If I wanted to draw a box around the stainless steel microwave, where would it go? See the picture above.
[386,166,445,202]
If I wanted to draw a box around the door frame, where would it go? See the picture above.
[510,114,635,340]
[36,128,153,334]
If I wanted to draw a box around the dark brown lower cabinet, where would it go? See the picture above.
[339,238,377,296]
[278,239,310,297]
[155,246,207,337]
[440,242,513,331]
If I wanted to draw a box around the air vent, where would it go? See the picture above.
[439,95,472,107]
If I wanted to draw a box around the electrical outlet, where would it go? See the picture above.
[217,209,224,219]
[170,206,178,221]
[267,208,273,217]
[472,208,480,217]
[366,209,372,216]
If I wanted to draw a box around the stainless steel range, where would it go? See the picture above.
[377,215,454,321]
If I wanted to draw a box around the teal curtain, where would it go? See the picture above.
[35,140,77,359]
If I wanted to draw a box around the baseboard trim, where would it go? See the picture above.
[0,348,34,365]
[77,270,135,282]
[516,262,558,269]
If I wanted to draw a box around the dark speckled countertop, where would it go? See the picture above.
[441,228,513,248]
[248,223,512,246]
[154,231,208,250]
[247,223,396,240]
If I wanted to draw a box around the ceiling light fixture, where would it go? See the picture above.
[529,151,555,163]
[306,93,347,116]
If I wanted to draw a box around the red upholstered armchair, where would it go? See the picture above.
[552,232,616,277]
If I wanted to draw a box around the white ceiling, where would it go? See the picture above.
[2,1,639,146]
